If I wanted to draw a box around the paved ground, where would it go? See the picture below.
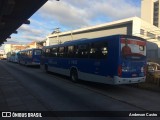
[0,62,48,111]
[0,60,160,112]
[0,60,160,120]
[138,82,160,93]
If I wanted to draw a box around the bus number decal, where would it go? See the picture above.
[70,60,77,65]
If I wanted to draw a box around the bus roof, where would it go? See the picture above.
[43,34,146,49]
[19,48,42,52]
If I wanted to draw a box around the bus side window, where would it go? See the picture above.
[77,44,89,58]
[28,50,32,57]
[58,47,65,57]
[51,47,57,57]
[45,49,50,57]
[89,47,98,59]
[42,49,45,56]
[34,50,41,55]
[24,51,27,56]
[101,46,108,58]
[24,51,27,57]
[89,42,108,59]
[67,46,75,58]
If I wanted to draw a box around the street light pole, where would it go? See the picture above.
[54,28,60,44]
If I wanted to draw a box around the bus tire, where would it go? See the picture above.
[19,61,21,65]
[70,69,78,82]
[25,62,28,66]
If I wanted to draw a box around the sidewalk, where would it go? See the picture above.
[138,82,160,93]
[0,63,48,111]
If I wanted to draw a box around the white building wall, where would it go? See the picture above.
[47,22,131,46]
[141,0,154,25]
[48,27,128,46]
[132,17,141,36]
[139,18,160,58]
[0,50,4,54]
[4,44,11,55]
[158,0,160,27]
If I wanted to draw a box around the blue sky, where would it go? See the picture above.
[1,0,141,49]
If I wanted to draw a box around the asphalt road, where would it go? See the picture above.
[0,60,160,120]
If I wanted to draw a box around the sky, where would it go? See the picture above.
[0,0,141,49]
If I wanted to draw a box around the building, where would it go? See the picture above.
[25,41,37,49]
[46,17,160,62]
[4,44,12,55]
[3,44,26,60]
[0,50,5,59]
[46,17,160,46]
[141,0,160,27]
[3,41,39,56]
[47,17,134,45]
[4,44,26,55]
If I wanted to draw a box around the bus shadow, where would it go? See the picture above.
[78,80,123,91]
[47,71,69,80]
[45,71,126,92]
[26,65,40,69]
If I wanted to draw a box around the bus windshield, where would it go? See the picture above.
[121,38,146,59]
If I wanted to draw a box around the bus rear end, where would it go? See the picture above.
[115,36,146,84]
[31,49,42,65]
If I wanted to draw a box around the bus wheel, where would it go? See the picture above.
[70,69,78,82]
[25,62,28,66]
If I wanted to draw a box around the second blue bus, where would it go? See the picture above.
[18,48,42,66]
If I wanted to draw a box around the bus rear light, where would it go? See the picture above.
[118,65,122,77]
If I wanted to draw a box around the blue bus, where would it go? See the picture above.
[41,35,146,84]
[18,48,42,66]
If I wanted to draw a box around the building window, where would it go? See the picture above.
[153,1,159,27]
[157,36,160,41]
[147,32,156,39]
[140,29,145,35]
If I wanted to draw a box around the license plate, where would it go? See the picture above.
[132,74,137,77]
